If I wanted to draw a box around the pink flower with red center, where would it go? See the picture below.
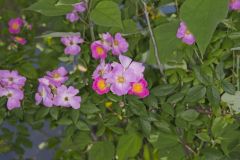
[112,33,129,55]
[8,17,24,34]
[176,22,196,45]
[128,79,149,98]
[46,67,68,87]
[61,35,84,55]
[230,0,240,10]
[92,77,110,95]
[12,36,27,45]
[53,85,81,109]
[91,41,108,60]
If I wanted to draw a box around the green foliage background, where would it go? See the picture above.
[1,0,240,159]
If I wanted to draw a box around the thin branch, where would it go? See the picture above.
[142,0,166,83]
[87,0,95,41]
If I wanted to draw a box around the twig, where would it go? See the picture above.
[87,0,95,41]
[142,0,166,83]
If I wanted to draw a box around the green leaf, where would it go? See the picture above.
[151,84,178,97]
[167,93,185,104]
[196,132,211,142]
[180,0,229,54]
[26,0,72,16]
[50,108,59,120]
[222,80,236,95]
[222,91,240,114]
[117,132,142,160]
[80,102,100,114]
[147,21,182,64]
[35,108,50,120]
[57,117,73,125]
[211,117,228,138]
[56,0,80,5]
[185,85,206,103]
[216,62,225,80]
[153,132,179,150]
[19,63,38,79]
[89,141,115,160]
[179,109,199,121]
[207,86,220,107]
[75,121,90,131]
[90,1,122,28]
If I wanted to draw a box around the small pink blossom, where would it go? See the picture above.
[100,32,113,51]
[128,79,149,98]
[0,88,24,110]
[35,84,54,107]
[92,61,111,79]
[112,33,129,55]
[66,12,80,23]
[92,77,110,95]
[176,22,196,45]
[74,2,87,13]
[13,36,27,45]
[105,63,137,96]
[0,70,26,110]
[91,41,108,60]
[230,0,240,10]
[0,70,26,89]
[8,17,24,34]
[61,35,84,55]
[46,67,68,87]
[53,85,81,109]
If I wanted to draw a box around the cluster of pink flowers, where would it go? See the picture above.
[61,35,84,55]
[8,17,32,45]
[229,0,240,10]
[92,55,149,98]
[35,67,81,109]
[0,70,26,110]
[176,22,196,45]
[91,32,129,60]
[66,1,87,23]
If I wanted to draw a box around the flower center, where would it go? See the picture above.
[98,69,104,76]
[53,73,60,79]
[7,93,12,98]
[97,79,106,90]
[8,77,14,82]
[114,40,118,46]
[64,97,69,101]
[132,83,143,93]
[96,46,104,55]
[185,30,191,35]
[117,76,125,84]
[12,22,20,30]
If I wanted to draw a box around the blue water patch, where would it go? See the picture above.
[159,4,177,14]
